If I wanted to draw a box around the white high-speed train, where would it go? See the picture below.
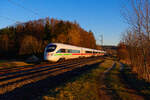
[44,43,106,62]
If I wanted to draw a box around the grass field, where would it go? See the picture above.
[41,59,150,100]
[120,64,150,100]
[104,62,133,100]
[103,62,150,100]
[1,57,150,100]
[41,59,114,100]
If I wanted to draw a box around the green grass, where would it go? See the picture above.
[41,59,114,100]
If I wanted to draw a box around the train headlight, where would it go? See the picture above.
[47,53,53,56]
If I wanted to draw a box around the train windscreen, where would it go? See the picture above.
[46,45,57,52]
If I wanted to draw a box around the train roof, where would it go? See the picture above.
[48,43,82,50]
[47,43,104,52]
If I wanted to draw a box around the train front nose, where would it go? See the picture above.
[44,44,57,61]
[44,52,53,60]
[45,52,59,62]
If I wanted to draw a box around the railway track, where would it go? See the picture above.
[0,57,103,95]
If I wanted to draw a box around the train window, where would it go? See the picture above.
[78,50,80,53]
[46,45,57,52]
[56,49,66,53]
[68,49,72,53]
[86,51,89,53]
[72,50,80,53]
[67,49,80,53]
[86,51,92,53]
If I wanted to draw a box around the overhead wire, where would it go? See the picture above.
[0,0,40,27]
[0,15,16,22]
[0,15,20,24]
[7,0,39,16]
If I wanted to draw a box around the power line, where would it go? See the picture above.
[0,15,21,24]
[7,0,39,16]
[1,0,40,27]
[0,15,16,22]
[0,16,22,28]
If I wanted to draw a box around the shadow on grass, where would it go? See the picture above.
[0,60,104,100]
[120,64,150,100]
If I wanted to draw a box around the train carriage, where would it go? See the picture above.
[44,43,105,62]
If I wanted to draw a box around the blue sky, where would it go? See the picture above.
[0,0,128,45]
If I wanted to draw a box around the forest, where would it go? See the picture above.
[0,17,98,58]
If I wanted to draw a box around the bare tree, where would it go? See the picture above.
[120,0,150,81]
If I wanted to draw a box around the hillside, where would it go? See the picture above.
[0,17,99,58]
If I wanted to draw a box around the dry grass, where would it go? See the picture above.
[0,61,33,69]
[104,62,144,100]
[42,59,114,100]
[40,58,150,100]
[120,64,150,100]
[0,58,102,95]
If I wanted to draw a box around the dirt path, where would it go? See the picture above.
[99,61,145,100]
[98,61,116,100]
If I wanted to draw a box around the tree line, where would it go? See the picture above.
[0,17,97,58]
[118,0,150,81]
